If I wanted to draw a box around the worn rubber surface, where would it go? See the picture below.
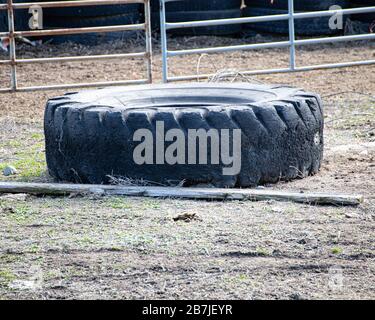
[150,0,242,33]
[151,0,242,12]
[151,9,242,35]
[0,0,29,32]
[243,7,346,35]
[244,0,349,11]
[351,0,374,5]
[351,2,375,23]
[43,13,141,44]
[0,11,5,32]
[44,12,141,28]
[159,9,242,35]
[45,83,324,187]
[42,3,141,18]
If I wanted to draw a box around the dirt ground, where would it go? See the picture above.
[0,33,374,300]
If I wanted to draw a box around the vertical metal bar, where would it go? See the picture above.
[7,0,17,91]
[288,0,296,70]
[160,0,168,83]
[144,0,153,83]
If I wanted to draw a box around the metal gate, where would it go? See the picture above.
[159,0,375,83]
[1,0,374,92]
[0,0,152,92]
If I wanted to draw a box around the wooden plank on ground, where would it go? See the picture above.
[0,182,364,206]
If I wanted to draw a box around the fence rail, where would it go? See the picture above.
[0,0,374,92]
[159,0,375,83]
[0,0,152,92]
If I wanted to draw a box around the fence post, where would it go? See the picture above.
[7,0,17,91]
[288,0,296,71]
[160,0,168,83]
[144,0,153,83]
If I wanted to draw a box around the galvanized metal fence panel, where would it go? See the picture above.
[0,0,152,92]
[159,0,375,83]
[1,0,374,92]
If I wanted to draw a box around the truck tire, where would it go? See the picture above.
[0,10,6,32]
[39,1,141,18]
[42,12,141,44]
[43,12,140,28]
[151,0,242,12]
[165,0,241,11]
[350,0,374,5]
[150,0,242,31]
[242,6,346,35]
[350,1,375,23]
[244,0,350,11]
[44,83,324,187]
[161,9,242,36]
[0,0,29,32]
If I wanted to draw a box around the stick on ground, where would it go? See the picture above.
[0,182,364,206]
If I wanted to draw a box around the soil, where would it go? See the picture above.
[0,33,374,300]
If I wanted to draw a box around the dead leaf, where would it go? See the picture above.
[173,213,201,223]
[1,206,16,214]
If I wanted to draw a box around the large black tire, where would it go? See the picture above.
[0,10,6,32]
[44,83,324,187]
[350,0,374,5]
[43,13,141,44]
[151,0,241,12]
[42,2,141,18]
[44,12,140,28]
[160,9,242,35]
[243,7,346,35]
[165,0,241,11]
[244,0,350,11]
[350,1,375,23]
[150,0,242,32]
[0,0,29,32]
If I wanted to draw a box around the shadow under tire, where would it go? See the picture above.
[44,83,324,187]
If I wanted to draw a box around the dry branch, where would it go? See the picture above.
[0,182,364,206]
